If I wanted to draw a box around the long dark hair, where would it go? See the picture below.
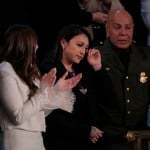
[0,24,40,98]
[50,24,91,62]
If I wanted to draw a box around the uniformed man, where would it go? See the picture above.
[92,8,150,150]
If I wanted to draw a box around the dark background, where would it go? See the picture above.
[0,0,148,62]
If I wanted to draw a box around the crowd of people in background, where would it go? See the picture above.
[0,0,150,150]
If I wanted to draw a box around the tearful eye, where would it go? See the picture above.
[77,43,82,47]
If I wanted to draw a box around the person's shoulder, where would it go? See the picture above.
[0,61,19,79]
[139,45,150,50]
[134,44,150,59]
[0,61,14,74]
[137,45,150,53]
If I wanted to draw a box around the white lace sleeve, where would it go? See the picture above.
[41,87,76,116]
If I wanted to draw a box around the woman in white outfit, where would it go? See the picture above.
[0,24,82,150]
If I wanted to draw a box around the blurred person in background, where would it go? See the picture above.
[120,0,148,46]
[84,0,124,43]
[141,0,150,46]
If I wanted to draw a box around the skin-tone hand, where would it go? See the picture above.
[89,126,104,143]
[87,49,102,71]
[40,68,57,90]
[55,72,82,92]
[92,12,108,23]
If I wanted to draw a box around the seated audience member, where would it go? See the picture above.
[94,9,150,150]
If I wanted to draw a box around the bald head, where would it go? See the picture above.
[107,9,134,25]
[105,9,134,49]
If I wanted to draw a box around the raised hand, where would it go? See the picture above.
[87,49,102,71]
[92,12,108,24]
[40,68,57,90]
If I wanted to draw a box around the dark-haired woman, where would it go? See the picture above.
[40,24,103,150]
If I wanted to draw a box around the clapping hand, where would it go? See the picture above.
[40,68,57,91]
[41,68,82,92]
[55,72,82,92]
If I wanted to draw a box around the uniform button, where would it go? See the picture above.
[99,41,103,45]
[126,76,128,79]
[126,88,130,91]
[127,99,130,103]
[105,67,110,71]
[127,110,131,114]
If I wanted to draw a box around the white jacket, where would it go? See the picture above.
[0,61,75,132]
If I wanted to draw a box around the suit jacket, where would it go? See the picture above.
[0,61,46,132]
[94,38,150,150]
[0,61,73,132]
